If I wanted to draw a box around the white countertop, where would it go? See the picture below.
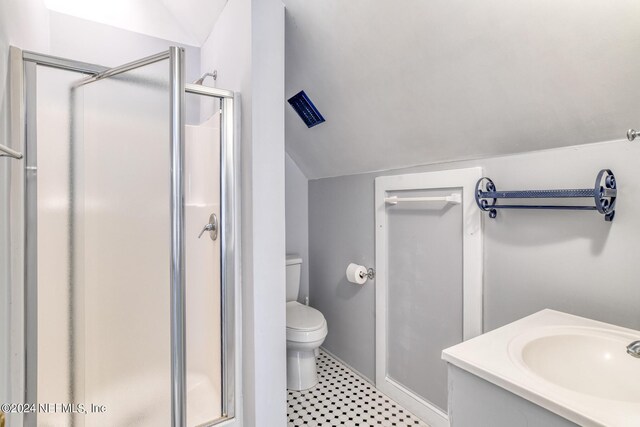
[442,309,640,427]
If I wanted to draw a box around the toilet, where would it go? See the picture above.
[286,255,328,390]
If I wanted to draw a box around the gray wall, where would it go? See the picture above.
[285,153,309,301]
[386,189,463,411]
[285,1,640,179]
[448,365,578,427]
[309,139,640,381]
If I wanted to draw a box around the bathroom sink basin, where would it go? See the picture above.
[444,310,640,426]
[509,326,640,402]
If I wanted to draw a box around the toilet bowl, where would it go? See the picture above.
[285,255,328,390]
[286,301,328,390]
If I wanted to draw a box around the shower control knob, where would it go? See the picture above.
[198,213,218,241]
[627,129,639,141]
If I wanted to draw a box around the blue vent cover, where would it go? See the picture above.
[287,90,325,128]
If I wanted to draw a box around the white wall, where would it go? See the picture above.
[44,0,201,46]
[285,153,309,302]
[0,0,50,54]
[0,8,10,413]
[248,0,286,424]
[48,12,201,80]
[201,0,286,424]
[199,0,250,123]
[200,1,252,424]
[309,139,640,381]
[0,1,49,420]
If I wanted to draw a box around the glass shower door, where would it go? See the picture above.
[73,57,173,427]
[33,50,190,427]
[29,47,230,427]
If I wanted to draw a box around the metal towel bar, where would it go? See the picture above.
[475,169,617,222]
[385,193,461,205]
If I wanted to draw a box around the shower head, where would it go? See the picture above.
[194,71,217,85]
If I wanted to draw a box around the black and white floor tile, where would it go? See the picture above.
[287,350,430,427]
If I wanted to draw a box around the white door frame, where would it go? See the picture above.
[374,167,483,427]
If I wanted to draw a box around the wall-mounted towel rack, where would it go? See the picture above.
[385,193,461,205]
[0,144,23,159]
[475,169,617,222]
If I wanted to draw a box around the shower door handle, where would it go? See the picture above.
[198,213,218,241]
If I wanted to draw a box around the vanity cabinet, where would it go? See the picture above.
[447,365,578,427]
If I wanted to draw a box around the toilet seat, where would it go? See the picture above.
[286,301,327,343]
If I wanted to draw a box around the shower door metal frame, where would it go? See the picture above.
[15,47,240,427]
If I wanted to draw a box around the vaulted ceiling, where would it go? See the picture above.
[284,1,640,179]
[44,0,226,45]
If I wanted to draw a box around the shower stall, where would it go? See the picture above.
[9,46,238,427]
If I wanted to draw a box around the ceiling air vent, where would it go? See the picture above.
[287,90,325,128]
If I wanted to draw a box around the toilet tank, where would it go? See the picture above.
[286,255,303,302]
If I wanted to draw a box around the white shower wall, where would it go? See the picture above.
[185,114,222,427]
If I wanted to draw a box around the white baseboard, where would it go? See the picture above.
[319,346,375,385]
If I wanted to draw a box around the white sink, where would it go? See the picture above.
[442,310,640,427]
[509,326,640,402]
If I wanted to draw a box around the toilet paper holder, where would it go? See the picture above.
[346,263,376,284]
[360,267,376,280]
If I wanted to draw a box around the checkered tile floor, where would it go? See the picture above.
[287,350,430,426]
